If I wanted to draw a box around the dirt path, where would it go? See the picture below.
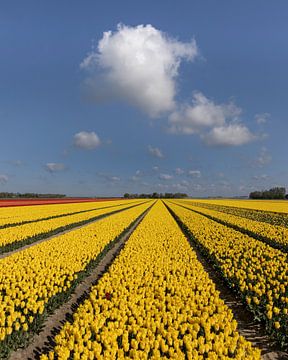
[0,202,146,261]
[10,206,152,360]
[165,202,288,360]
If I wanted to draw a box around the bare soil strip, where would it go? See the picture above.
[164,202,288,360]
[10,205,153,360]
[0,201,149,261]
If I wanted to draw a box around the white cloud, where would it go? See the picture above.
[188,170,201,177]
[0,174,8,184]
[159,173,173,180]
[168,92,241,135]
[110,176,120,181]
[252,174,269,181]
[45,163,66,173]
[74,131,101,150]
[152,166,159,171]
[255,113,270,125]
[148,145,164,158]
[175,167,184,175]
[81,24,198,117]
[255,147,272,167]
[202,123,255,146]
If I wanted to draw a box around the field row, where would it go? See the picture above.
[39,201,260,359]
[184,199,288,214]
[179,199,288,228]
[168,200,288,347]
[174,201,288,250]
[0,200,144,254]
[1,199,287,358]
[0,201,152,358]
[0,199,139,228]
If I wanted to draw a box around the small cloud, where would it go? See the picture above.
[0,174,8,184]
[97,172,121,182]
[148,145,164,159]
[255,113,270,125]
[202,123,255,147]
[168,92,241,135]
[110,176,120,181]
[188,170,201,177]
[252,174,269,181]
[135,170,141,176]
[159,173,173,180]
[152,166,159,171]
[171,183,188,191]
[45,163,66,173]
[175,167,184,175]
[73,131,101,150]
[181,180,189,186]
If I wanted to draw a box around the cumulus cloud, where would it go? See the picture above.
[0,174,8,184]
[81,23,198,117]
[188,170,201,177]
[73,131,101,150]
[168,92,241,135]
[202,123,255,146]
[148,145,164,158]
[159,173,173,180]
[168,92,255,147]
[45,163,66,173]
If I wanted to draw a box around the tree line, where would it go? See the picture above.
[249,187,287,199]
[123,192,188,199]
[0,192,66,199]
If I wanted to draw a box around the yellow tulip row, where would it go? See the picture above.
[40,200,260,360]
[167,201,288,345]
[0,200,144,250]
[173,201,288,249]
[0,201,152,351]
[178,199,288,228]
[0,200,137,228]
[181,198,288,214]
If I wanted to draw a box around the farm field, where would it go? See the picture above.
[0,198,121,208]
[0,198,288,359]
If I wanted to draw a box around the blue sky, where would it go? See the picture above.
[0,1,287,197]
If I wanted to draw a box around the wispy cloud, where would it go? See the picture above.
[159,173,173,180]
[0,174,8,184]
[188,170,201,177]
[45,163,66,173]
[254,147,272,167]
[148,145,164,158]
[255,113,270,125]
[175,167,184,175]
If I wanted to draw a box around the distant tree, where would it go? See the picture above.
[249,187,286,199]
[123,193,130,199]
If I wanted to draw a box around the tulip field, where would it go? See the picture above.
[0,199,288,358]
